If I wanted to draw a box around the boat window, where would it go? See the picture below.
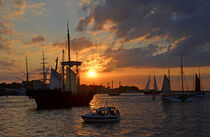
[109,109,117,115]
[98,110,105,116]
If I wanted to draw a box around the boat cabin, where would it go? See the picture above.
[92,107,119,116]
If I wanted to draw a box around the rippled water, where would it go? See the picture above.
[0,93,210,137]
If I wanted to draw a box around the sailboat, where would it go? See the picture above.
[193,73,206,97]
[161,57,192,102]
[27,23,95,109]
[108,81,120,96]
[143,75,161,94]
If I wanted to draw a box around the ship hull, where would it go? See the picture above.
[162,94,192,102]
[193,92,206,97]
[28,89,94,109]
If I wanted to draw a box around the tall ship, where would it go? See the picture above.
[161,57,193,102]
[27,23,95,109]
[143,75,161,94]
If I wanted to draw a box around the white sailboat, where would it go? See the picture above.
[161,57,192,102]
[144,75,161,94]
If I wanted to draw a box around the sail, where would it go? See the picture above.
[161,75,171,93]
[144,76,150,91]
[195,74,201,92]
[154,76,158,91]
[70,69,77,94]
[49,68,62,89]
[65,67,71,91]
[65,67,77,94]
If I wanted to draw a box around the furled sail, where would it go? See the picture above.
[70,69,77,94]
[65,67,77,94]
[144,76,150,91]
[49,68,62,89]
[161,75,171,93]
[65,67,71,91]
[154,76,158,91]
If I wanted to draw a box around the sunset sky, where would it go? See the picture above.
[0,0,210,90]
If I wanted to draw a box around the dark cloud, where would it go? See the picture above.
[101,45,210,72]
[71,37,95,51]
[31,35,45,43]
[78,0,210,69]
[76,12,93,32]
[53,37,95,51]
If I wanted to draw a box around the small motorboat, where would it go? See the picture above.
[81,107,120,122]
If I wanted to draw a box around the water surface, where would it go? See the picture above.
[0,93,209,136]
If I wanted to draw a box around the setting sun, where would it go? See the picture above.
[88,70,96,78]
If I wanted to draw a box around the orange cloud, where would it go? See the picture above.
[170,36,186,50]
[0,20,14,35]
[1,0,46,19]
[0,36,10,50]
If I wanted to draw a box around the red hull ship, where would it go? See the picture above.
[27,23,94,109]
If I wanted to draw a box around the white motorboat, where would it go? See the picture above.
[81,107,120,122]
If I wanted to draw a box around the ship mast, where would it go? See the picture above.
[181,56,184,94]
[168,66,171,90]
[42,51,47,83]
[62,50,65,90]
[60,21,82,91]
[55,57,58,71]
[25,56,29,83]
[67,21,70,62]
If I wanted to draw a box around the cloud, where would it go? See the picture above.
[52,37,96,51]
[71,37,96,51]
[0,20,14,35]
[77,0,210,68]
[31,35,46,43]
[24,35,46,46]
[0,60,13,67]
[0,36,10,50]
[0,60,18,71]
[27,2,47,15]
[101,44,210,72]
[0,0,46,19]
[0,0,3,6]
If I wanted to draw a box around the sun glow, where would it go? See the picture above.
[88,70,96,78]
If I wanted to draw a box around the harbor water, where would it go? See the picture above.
[0,93,209,136]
